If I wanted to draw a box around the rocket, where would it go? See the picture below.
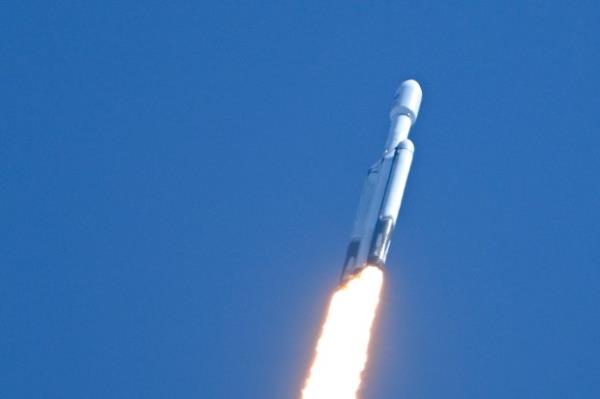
[341,80,422,281]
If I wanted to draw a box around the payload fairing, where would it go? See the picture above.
[341,80,422,280]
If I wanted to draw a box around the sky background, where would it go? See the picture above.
[2,1,600,398]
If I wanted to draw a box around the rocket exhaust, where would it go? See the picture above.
[301,266,384,399]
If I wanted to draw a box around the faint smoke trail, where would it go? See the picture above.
[302,266,384,399]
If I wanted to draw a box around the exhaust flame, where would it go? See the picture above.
[302,266,384,399]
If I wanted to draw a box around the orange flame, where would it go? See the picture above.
[302,266,384,399]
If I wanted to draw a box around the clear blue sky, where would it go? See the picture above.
[2,1,599,398]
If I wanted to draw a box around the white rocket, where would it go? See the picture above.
[341,80,422,280]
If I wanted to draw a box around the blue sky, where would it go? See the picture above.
[2,1,599,397]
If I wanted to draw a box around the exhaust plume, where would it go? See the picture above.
[301,266,384,399]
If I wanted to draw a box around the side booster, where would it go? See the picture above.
[341,80,422,280]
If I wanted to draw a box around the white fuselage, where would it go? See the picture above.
[341,80,422,280]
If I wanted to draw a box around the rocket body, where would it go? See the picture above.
[341,80,422,280]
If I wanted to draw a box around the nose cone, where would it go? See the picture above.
[391,80,422,124]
